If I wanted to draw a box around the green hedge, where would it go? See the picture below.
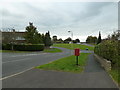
[2,44,44,51]
[94,40,120,67]
[2,44,12,50]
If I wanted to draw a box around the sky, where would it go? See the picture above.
[0,0,118,42]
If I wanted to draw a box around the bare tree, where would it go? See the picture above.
[2,28,16,50]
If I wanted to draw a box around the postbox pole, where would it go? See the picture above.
[76,56,78,65]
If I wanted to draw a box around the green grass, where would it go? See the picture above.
[88,43,96,46]
[36,53,90,73]
[44,48,62,53]
[0,50,34,53]
[53,44,94,51]
[109,68,120,86]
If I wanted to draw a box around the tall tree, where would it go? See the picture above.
[37,33,43,43]
[44,31,52,47]
[24,22,40,44]
[41,33,45,44]
[97,31,102,44]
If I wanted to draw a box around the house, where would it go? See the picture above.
[2,30,26,44]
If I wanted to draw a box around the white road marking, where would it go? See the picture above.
[0,67,34,80]
[11,53,47,57]
[2,58,30,64]
[2,53,48,58]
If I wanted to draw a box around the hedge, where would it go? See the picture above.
[94,40,120,67]
[2,44,12,50]
[2,44,45,51]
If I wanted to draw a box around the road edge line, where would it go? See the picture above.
[109,74,120,89]
[0,67,34,80]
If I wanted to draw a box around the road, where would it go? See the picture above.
[2,47,69,77]
[2,53,118,88]
[81,43,94,47]
[2,47,92,77]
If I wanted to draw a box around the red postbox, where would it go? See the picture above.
[74,48,80,56]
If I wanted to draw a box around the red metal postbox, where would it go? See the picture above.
[74,48,80,56]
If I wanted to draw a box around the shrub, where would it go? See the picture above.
[2,44,12,50]
[2,44,44,51]
[94,40,119,67]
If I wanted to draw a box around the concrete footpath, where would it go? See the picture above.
[2,54,119,88]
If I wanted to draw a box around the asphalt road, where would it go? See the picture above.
[2,47,92,77]
[2,54,118,88]
[81,43,94,47]
[2,47,69,77]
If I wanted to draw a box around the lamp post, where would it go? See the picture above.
[68,31,73,55]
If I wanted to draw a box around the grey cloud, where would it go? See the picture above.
[73,2,114,22]
[2,9,24,19]
[1,2,117,41]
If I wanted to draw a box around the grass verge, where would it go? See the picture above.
[44,48,62,53]
[109,68,120,87]
[36,53,90,73]
[53,44,94,51]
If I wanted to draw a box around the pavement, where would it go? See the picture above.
[2,48,119,88]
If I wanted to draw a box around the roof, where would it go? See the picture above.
[2,32,26,34]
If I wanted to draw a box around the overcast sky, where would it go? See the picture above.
[1,1,118,42]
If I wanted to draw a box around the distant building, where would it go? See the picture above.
[2,31,26,44]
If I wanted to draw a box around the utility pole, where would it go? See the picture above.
[68,31,73,55]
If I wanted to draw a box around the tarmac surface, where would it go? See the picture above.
[2,47,92,77]
[2,48,119,88]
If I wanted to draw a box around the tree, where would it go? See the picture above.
[92,36,97,43]
[44,31,52,47]
[56,38,63,43]
[64,37,72,43]
[73,39,80,43]
[52,35,57,43]
[2,28,16,44]
[86,36,97,44]
[41,33,45,44]
[97,31,102,44]
[37,33,43,43]
[2,28,17,50]
[104,30,120,41]
[24,22,41,44]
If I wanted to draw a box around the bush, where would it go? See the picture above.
[2,44,12,50]
[2,44,44,51]
[94,40,119,67]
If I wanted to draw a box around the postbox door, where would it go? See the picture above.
[75,49,80,56]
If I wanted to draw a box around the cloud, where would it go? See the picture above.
[1,2,118,41]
